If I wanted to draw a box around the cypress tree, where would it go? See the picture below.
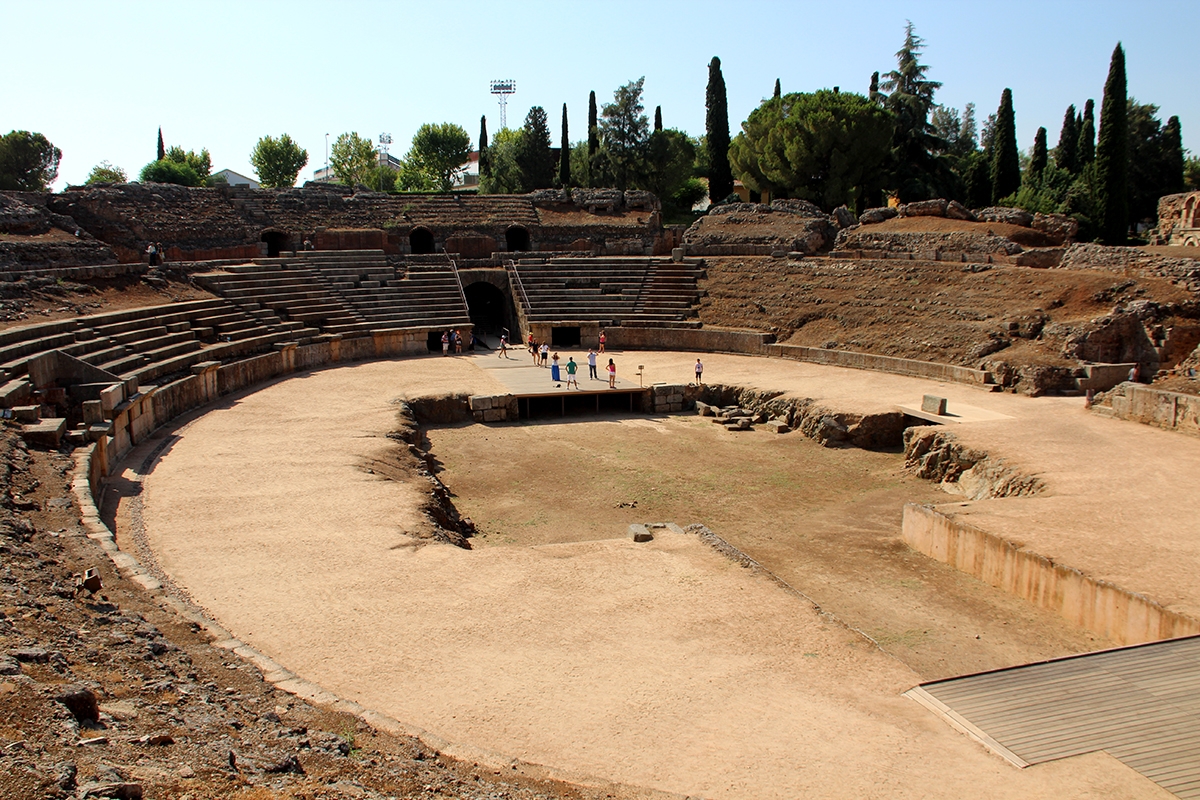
[773,79,781,100]
[1078,98,1096,165]
[654,105,662,132]
[478,115,491,180]
[990,88,1020,203]
[1096,43,1128,244]
[705,56,733,202]
[157,127,165,161]
[559,103,570,188]
[587,91,599,158]
[869,71,881,105]
[1030,127,1048,179]
[1055,105,1078,173]
[1163,115,1185,195]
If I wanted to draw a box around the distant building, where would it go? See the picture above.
[313,152,403,183]
[211,169,259,189]
[313,151,482,187]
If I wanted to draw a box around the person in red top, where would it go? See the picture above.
[598,330,606,353]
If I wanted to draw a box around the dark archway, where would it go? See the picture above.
[410,227,435,254]
[261,230,289,257]
[464,281,512,338]
[505,225,530,252]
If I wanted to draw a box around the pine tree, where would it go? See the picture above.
[1078,98,1096,165]
[989,88,1020,203]
[654,105,663,132]
[157,127,165,161]
[559,103,570,187]
[1096,44,1128,244]
[1055,104,1078,173]
[706,56,733,202]
[478,116,491,180]
[1030,126,1048,179]
[517,106,555,190]
[773,79,781,100]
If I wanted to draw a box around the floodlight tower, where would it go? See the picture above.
[378,133,392,167]
[490,79,516,129]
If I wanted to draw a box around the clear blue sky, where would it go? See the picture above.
[3,0,1197,189]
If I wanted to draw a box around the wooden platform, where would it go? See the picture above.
[907,635,1200,798]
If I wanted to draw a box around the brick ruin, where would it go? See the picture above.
[1157,191,1200,246]
[0,184,678,270]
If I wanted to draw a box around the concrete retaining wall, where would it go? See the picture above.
[768,344,994,386]
[607,326,774,354]
[1101,382,1200,436]
[902,504,1200,646]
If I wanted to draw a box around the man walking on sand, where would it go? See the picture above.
[695,358,703,385]
[565,357,578,388]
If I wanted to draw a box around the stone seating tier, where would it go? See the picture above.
[510,257,702,325]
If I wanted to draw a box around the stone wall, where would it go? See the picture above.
[1156,192,1200,246]
[605,326,774,354]
[767,343,994,386]
[902,503,1200,646]
[1094,381,1200,436]
[29,184,666,264]
[833,229,1023,256]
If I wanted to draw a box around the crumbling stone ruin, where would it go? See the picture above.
[1156,191,1200,246]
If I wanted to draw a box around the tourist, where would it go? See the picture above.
[156,243,166,266]
[539,342,549,367]
[550,352,561,382]
[566,357,578,388]
[498,334,508,358]
[587,349,598,380]
[607,358,616,388]
[527,332,536,355]
[441,330,450,356]
[598,330,606,353]
[146,242,157,266]
[454,330,463,354]
[695,358,703,385]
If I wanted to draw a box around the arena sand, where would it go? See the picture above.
[125,353,1175,799]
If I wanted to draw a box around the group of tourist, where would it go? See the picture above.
[145,242,167,266]
[440,329,465,355]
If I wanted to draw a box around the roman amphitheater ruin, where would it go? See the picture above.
[1,183,1199,799]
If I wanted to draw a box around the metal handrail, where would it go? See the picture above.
[449,257,469,311]
[506,258,531,312]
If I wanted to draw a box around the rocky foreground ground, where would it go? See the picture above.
[0,427,599,800]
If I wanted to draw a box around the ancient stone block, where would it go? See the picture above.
[468,395,492,411]
[23,418,65,448]
[12,405,39,423]
[945,200,976,221]
[695,401,713,416]
[901,198,948,217]
[921,395,948,415]
[482,408,504,422]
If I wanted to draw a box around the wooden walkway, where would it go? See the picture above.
[908,635,1200,798]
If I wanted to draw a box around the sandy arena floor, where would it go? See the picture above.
[110,351,1197,799]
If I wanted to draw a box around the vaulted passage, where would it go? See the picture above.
[410,227,435,254]
[261,230,289,257]
[505,225,530,252]
[464,281,512,335]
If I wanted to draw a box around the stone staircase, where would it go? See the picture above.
[0,298,302,394]
[510,257,703,326]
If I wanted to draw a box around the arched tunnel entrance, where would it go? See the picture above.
[465,281,515,342]
[261,230,289,257]
[410,227,435,255]
[505,225,530,252]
